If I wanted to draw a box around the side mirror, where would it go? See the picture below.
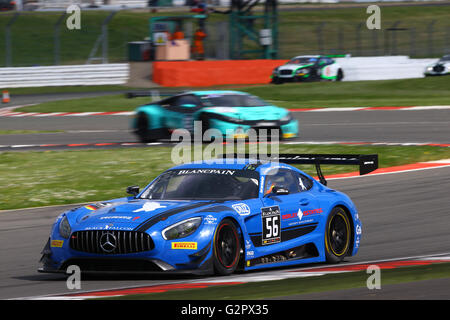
[126,185,139,197]
[272,186,289,195]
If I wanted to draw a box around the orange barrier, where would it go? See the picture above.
[152,60,289,87]
[2,90,10,103]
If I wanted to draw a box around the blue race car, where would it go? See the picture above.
[39,154,377,275]
[131,90,298,142]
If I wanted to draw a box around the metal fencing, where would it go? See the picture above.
[277,20,450,59]
[1,11,449,68]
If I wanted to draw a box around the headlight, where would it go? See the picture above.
[296,68,309,74]
[272,68,278,75]
[162,217,202,240]
[426,66,433,71]
[59,215,72,239]
[281,113,293,122]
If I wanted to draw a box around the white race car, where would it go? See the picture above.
[271,55,344,84]
[424,55,450,77]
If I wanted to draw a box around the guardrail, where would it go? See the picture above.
[0,64,129,88]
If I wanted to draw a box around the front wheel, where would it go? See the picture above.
[324,207,351,263]
[213,219,241,275]
[135,113,160,142]
[336,69,344,81]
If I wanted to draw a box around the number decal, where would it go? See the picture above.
[261,206,281,245]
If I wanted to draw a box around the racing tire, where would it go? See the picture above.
[336,69,344,81]
[213,219,241,276]
[135,113,156,143]
[324,207,351,263]
[272,77,283,85]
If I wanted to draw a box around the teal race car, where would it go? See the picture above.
[131,91,298,142]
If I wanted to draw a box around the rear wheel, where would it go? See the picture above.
[213,219,241,275]
[324,207,351,263]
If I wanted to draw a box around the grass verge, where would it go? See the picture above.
[14,76,450,113]
[7,85,133,96]
[1,144,449,210]
[103,262,450,300]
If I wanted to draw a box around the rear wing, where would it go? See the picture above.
[220,153,378,186]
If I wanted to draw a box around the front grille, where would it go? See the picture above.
[280,69,292,76]
[70,230,154,254]
[433,64,445,72]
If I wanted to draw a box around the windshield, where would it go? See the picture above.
[200,94,269,107]
[140,169,260,200]
[439,55,450,62]
[288,57,317,65]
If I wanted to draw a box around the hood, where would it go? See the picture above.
[71,200,212,231]
[204,105,289,121]
[278,63,314,71]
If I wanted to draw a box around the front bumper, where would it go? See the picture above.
[39,220,218,275]
[271,74,311,83]
[209,118,299,140]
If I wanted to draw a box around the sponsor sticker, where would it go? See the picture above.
[100,216,133,220]
[261,206,281,245]
[51,240,64,248]
[204,215,218,225]
[133,202,167,213]
[177,169,235,175]
[84,226,133,231]
[171,242,198,250]
[232,203,251,216]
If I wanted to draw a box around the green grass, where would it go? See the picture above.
[16,94,150,113]
[105,262,450,300]
[1,4,450,67]
[1,144,449,210]
[244,76,450,109]
[7,85,133,96]
[15,76,450,113]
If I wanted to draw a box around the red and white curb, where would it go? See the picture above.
[1,105,449,117]
[14,253,450,300]
[324,159,450,181]
[1,140,449,150]
[0,110,134,117]
[289,105,450,112]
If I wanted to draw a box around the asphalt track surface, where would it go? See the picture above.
[1,95,449,299]
[1,166,449,299]
[1,109,449,149]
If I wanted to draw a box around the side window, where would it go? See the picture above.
[264,169,300,195]
[173,95,200,107]
[294,172,313,192]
